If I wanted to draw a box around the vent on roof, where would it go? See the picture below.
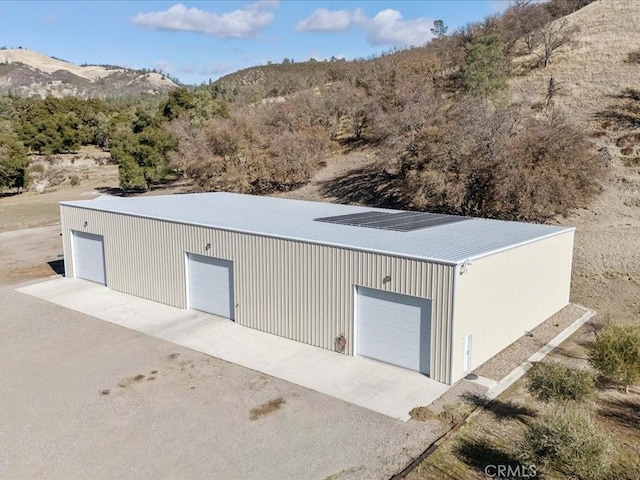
[314,211,470,232]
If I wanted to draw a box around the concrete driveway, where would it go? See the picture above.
[0,226,450,480]
[1,285,445,480]
[18,278,450,421]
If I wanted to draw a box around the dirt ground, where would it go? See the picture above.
[0,148,118,232]
[0,284,446,480]
[1,230,450,480]
[0,147,194,233]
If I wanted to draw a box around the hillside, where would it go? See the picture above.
[275,0,640,323]
[1,1,639,478]
[0,48,177,98]
[510,0,640,126]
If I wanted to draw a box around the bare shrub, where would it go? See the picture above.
[615,135,640,158]
[393,101,603,221]
[623,157,640,167]
[167,94,331,194]
[42,165,66,187]
[626,51,640,64]
[520,407,613,480]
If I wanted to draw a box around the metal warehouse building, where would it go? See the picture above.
[60,193,574,385]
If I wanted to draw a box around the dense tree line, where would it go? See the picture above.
[11,96,123,154]
[0,86,232,192]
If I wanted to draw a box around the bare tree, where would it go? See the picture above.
[545,76,560,109]
[538,19,578,67]
[500,2,551,56]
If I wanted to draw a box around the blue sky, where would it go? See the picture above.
[0,1,507,85]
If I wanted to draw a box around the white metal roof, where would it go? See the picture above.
[61,192,574,266]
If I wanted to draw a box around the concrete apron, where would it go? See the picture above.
[17,278,450,421]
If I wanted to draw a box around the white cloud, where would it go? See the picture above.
[490,1,510,13]
[492,0,548,12]
[201,62,234,75]
[131,1,279,38]
[295,8,351,32]
[154,60,173,74]
[180,64,196,74]
[354,8,433,47]
[294,7,434,47]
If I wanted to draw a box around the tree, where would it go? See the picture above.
[158,87,195,121]
[537,19,578,67]
[546,0,595,19]
[111,126,178,191]
[501,1,552,55]
[0,131,30,192]
[13,96,112,154]
[526,362,596,404]
[431,20,448,38]
[589,324,640,394]
[461,34,508,98]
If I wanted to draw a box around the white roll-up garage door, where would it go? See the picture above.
[356,287,432,375]
[186,253,234,320]
[72,231,106,285]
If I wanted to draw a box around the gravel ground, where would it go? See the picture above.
[473,304,589,381]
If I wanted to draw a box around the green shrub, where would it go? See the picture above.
[520,407,613,480]
[69,174,80,186]
[527,361,596,403]
[589,324,640,394]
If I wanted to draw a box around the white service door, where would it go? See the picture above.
[72,231,106,285]
[356,287,431,375]
[187,253,234,320]
[463,334,473,374]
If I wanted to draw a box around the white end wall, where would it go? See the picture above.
[450,230,574,383]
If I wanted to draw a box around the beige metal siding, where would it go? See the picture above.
[61,205,456,383]
[451,231,574,383]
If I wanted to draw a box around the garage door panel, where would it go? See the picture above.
[72,231,106,285]
[356,287,431,375]
[187,253,234,320]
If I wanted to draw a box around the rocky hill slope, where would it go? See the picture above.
[0,48,177,98]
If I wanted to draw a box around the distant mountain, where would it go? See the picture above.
[0,48,177,98]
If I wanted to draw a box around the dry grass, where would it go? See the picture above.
[408,372,640,480]
[510,0,640,128]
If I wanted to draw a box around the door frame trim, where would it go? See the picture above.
[353,284,433,376]
[71,230,107,285]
